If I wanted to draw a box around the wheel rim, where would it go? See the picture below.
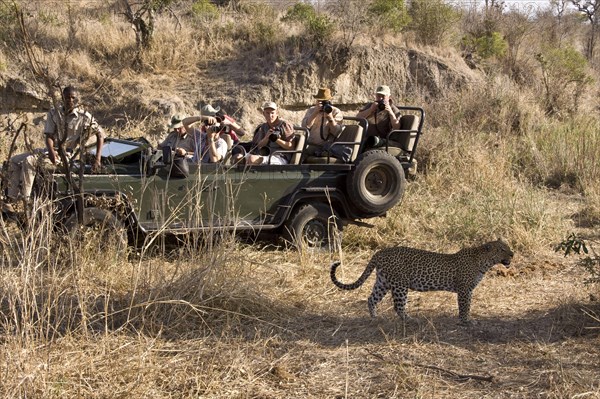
[364,165,395,201]
[303,219,328,247]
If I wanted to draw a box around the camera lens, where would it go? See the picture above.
[377,100,386,111]
[269,132,279,142]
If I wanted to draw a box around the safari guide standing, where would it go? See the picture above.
[3,85,105,214]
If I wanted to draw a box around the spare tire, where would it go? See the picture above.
[347,150,406,215]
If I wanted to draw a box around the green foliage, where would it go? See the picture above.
[191,0,219,20]
[282,2,335,45]
[369,0,410,33]
[282,2,316,23]
[556,233,600,285]
[408,0,459,46]
[536,45,593,115]
[463,32,508,59]
[0,1,17,41]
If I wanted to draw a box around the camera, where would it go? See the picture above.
[320,100,333,114]
[377,99,386,111]
[269,132,280,142]
[269,129,281,142]
[207,124,221,134]
[215,110,225,123]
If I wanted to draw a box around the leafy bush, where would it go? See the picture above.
[282,2,335,45]
[191,0,219,20]
[536,45,593,115]
[369,0,411,33]
[557,233,600,285]
[408,0,460,46]
[462,31,508,59]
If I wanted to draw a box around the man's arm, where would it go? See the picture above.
[45,135,58,164]
[356,103,376,119]
[182,115,216,129]
[93,130,105,171]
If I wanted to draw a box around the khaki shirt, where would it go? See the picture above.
[359,102,401,137]
[301,106,344,146]
[159,130,198,154]
[44,106,105,150]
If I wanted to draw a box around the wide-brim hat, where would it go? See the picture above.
[375,85,391,96]
[201,104,221,116]
[313,87,332,101]
[261,101,278,110]
[169,114,186,129]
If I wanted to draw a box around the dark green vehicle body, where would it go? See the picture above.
[25,108,425,247]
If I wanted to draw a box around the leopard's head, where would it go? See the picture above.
[483,238,513,267]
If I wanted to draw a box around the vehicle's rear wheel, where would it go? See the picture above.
[64,207,128,260]
[347,150,406,215]
[283,203,342,250]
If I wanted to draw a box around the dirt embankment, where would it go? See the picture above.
[1,44,480,134]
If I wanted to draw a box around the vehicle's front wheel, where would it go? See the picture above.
[347,150,406,215]
[64,207,129,259]
[283,203,342,250]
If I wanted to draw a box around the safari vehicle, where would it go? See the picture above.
[2,107,424,249]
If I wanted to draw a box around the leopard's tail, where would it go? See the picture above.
[330,260,376,290]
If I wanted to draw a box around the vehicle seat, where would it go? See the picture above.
[386,114,420,156]
[268,127,308,165]
[304,124,363,164]
[289,130,306,165]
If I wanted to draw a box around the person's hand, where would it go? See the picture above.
[175,148,187,157]
[205,116,217,125]
[208,131,220,143]
[48,149,58,164]
[91,158,102,173]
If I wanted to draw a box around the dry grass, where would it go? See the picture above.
[1,1,600,397]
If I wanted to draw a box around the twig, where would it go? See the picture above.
[366,349,494,383]
[411,363,494,382]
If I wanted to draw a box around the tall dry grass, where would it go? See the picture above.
[1,1,599,397]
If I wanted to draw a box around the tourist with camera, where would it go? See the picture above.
[233,101,294,165]
[356,85,401,138]
[201,104,247,145]
[301,87,344,156]
[159,113,226,163]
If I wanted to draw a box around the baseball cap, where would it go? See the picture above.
[375,85,391,96]
[261,101,278,110]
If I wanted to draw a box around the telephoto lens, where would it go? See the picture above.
[321,100,333,114]
[269,132,279,142]
[377,100,386,111]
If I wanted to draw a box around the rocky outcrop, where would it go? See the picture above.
[266,45,482,108]
[1,44,482,132]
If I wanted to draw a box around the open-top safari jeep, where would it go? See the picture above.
[1,107,424,249]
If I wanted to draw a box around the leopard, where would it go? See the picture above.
[330,239,513,324]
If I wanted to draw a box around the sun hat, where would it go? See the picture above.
[375,85,391,96]
[261,101,278,110]
[313,88,332,101]
[201,104,221,116]
[169,114,186,129]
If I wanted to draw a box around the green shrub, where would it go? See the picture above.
[191,0,219,19]
[536,45,593,115]
[557,234,600,285]
[409,0,460,46]
[282,2,335,45]
[369,0,410,33]
[475,31,507,58]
